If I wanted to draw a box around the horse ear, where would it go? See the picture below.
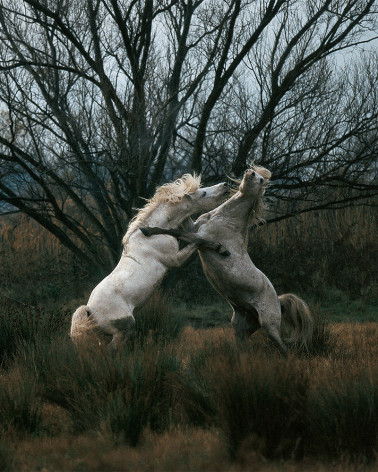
[184,193,193,200]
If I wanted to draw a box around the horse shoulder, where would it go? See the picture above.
[194,212,212,230]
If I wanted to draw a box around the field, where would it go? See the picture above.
[0,296,376,471]
[0,206,377,471]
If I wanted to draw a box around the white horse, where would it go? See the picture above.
[70,174,229,348]
[141,167,313,355]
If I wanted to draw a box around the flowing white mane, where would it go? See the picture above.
[122,174,202,246]
[247,165,271,227]
[229,165,271,228]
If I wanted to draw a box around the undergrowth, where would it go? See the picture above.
[0,297,376,471]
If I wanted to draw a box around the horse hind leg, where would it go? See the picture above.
[260,317,288,357]
[106,316,136,350]
[232,306,287,356]
[231,308,260,346]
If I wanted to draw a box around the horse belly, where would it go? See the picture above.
[199,251,273,309]
[200,252,250,294]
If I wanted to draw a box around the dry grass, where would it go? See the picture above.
[1,320,376,471]
[0,215,91,309]
[259,204,376,249]
[0,205,376,470]
[6,429,376,472]
[1,204,376,308]
[249,205,377,299]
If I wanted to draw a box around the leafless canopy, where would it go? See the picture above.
[0,0,377,270]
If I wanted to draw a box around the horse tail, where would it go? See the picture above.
[70,305,95,341]
[279,293,313,351]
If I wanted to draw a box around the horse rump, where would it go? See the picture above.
[279,293,313,351]
[70,305,96,341]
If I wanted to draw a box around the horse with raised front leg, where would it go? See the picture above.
[70,174,230,349]
[141,167,313,356]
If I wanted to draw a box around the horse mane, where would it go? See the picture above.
[247,165,271,228]
[228,165,271,238]
[122,173,201,246]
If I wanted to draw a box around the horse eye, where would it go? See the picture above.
[202,191,207,197]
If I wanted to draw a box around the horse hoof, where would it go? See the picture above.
[140,227,151,236]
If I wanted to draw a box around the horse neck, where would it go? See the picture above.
[213,192,259,245]
[215,192,257,222]
[143,201,190,228]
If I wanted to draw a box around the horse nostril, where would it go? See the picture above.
[251,171,255,176]
[223,182,228,187]
[260,178,263,183]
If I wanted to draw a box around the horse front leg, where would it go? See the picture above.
[167,242,201,268]
[140,227,230,256]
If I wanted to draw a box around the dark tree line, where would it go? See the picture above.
[0,0,377,271]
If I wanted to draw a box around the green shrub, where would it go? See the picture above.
[176,340,309,459]
[19,336,182,445]
[175,339,237,427]
[0,313,13,366]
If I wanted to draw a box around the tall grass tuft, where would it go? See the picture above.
[176,340,309,459]
[285,308,337,358]
[307,370,377,462]
[172,340,236,427]
[0,369,42,435]
[102,344,181,446]
[18,338,123,432]
[0,311,13,367]
[0,440,13,471]
[212,353,308,459]
[18,335,182,446]
[305,310,336,357]
[0,300,69,365]
[133,292,184,345]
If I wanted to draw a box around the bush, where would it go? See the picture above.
[172,340,232,427]
[0,440,13,471]
[176,340,309,459]
[305,310,336,357]
[0,313,13,367]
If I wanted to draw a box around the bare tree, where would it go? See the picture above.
[0,0,377,271]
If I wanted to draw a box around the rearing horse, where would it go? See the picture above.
[71,174,229,348]
[141,167,313,355]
